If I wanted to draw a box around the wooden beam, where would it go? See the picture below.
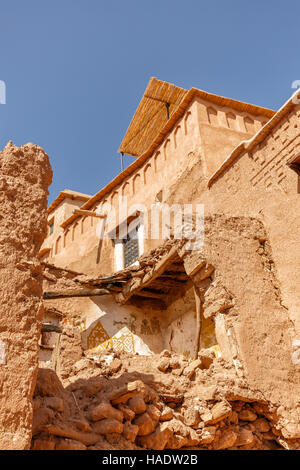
[141,246,180,288]
[167,263,187,273]
[135,289,166,299]
[73,209,106,218]
[193,284,202,360]
[162,272,189,281]
[43,288,110,299]
[41,323,62,333]
[151,278,186,289]
[116,246,180,305]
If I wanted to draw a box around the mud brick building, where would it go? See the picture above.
[2,77,300,450]
[40,77,300,366]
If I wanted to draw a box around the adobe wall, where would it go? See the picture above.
[0,142,52,449]
[43,213,299,420]
[45,197,86,255]
[192,216,297,407]
[41,97,268,276]
[205,104,300,337]
[163,287,217,359]
[43,294,165,362]
[195,96,268,176]
[155,215,297,408]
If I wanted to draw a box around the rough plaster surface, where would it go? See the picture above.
[33,88,300,448]
[0,142,52,449]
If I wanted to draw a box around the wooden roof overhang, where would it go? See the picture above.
[118,77,275,159]
[118,77,188,158]
[70,242,210,309]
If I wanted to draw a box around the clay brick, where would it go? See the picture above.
[32,407,55,436]
[56,439,87,450]
[208,400,232,425]
[157,357,170,372]
[235,428,255,447]
[160,406,173,422]
[117,404,135,421]
[239,409,257,422]
[123,421,139,442]
[45,424,100,446]
[127,394,147,415]
[253,418,270,433]
[92,418,123,435]
[199,426,216,444]
[183,359,201,378]
[72,419,93,433]
[133,412,156,436]
[138,422,173,450]
[214,429,238,450]
[44,397,64,412]
[147,404,161,422]
[89,402,123,422]
[32,439,55,450]
[108,381,140,405]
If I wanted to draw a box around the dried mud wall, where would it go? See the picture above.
[206,106,300,336]
[42,265,166,362]
[191,216,297,406]
[0,142,52,449]
[42,96,267,276]
[44,295,165,359]
[161,215,296,408]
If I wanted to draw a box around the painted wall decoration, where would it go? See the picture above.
[87,320,110,349]
[87,320,135,353]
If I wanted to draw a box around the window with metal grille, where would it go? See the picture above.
[123,226,139,268]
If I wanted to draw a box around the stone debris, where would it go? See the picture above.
[30,350,288,450]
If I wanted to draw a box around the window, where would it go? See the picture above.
[49,222,54,235]
[113,218,144,271]
[123,226,139,268]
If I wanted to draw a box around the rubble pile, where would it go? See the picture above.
[31,348,285,450]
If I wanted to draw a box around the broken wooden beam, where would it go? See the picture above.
[43,288,110,299]
[161,272,189,281]
[41,323,62,333]
[151,278,187,289]
[44,425,100,446]
[193,284,202,360]
[44,307,64,318]
[135,289,166,299]
[140,246,180,288]
[73,209,106,218]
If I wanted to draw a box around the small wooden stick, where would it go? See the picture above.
[193,284,202,360]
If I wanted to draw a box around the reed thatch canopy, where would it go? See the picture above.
[118,77,188,158]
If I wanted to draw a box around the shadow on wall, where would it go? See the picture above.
[80,296,165,356]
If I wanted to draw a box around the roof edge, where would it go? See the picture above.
[60,88,277,230]
[208,90,299,188]
[48,189,92,214]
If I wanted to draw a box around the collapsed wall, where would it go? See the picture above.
[34,214,300,448]
[0,142,52,449]
[30,349,291,450]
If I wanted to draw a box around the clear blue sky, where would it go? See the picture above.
[0,0,299,203]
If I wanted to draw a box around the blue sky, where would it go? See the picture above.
[0,0,299,203]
